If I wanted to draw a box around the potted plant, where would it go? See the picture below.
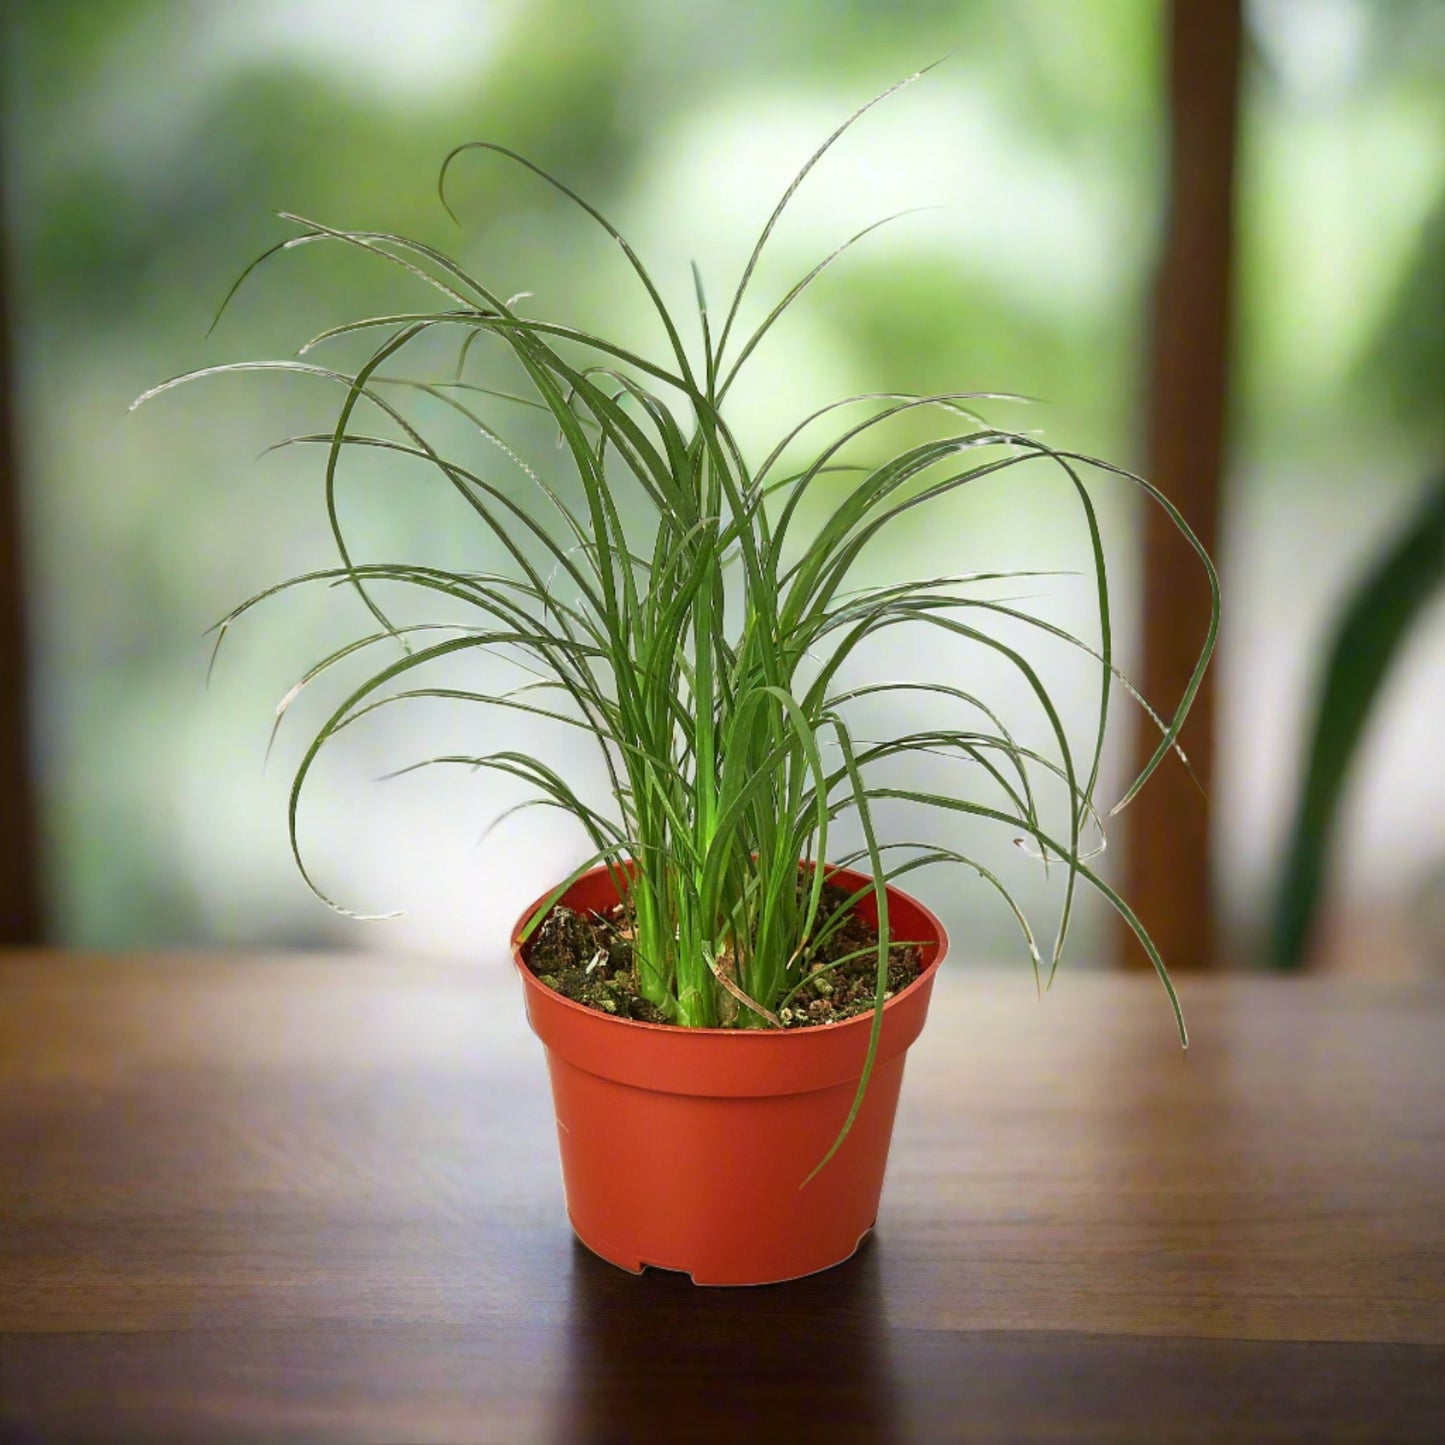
[135,72,1217,1285]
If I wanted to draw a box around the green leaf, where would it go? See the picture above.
[144,65,1215,1063]
[1271,473,1445,969]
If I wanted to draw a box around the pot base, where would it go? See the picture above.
[570,1214,878,1287]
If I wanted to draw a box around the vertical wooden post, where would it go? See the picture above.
[0,130,45,945]
[1125,0,1242,971]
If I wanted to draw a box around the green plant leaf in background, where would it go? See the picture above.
[1272,472,1445,970]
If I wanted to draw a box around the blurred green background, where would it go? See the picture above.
[2,0,1441,969]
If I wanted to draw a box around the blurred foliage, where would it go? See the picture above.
[1272,472,1445,969]
[1,0,1442,955]
[1358,191,1445,448]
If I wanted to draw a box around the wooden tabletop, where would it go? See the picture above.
[1,953,1441,1443]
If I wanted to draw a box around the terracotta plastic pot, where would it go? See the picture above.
[511,863,948,1286]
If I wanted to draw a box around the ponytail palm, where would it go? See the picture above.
[135,73,1217,1117]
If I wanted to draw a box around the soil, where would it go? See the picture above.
[522,878,924,1029]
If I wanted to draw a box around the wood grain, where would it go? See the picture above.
[1,955,1441,1442]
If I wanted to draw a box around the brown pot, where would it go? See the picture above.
[511,862,947,1286]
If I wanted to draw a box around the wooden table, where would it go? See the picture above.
[1,954,1441,1443]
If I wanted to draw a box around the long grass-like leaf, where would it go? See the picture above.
[149,71,1215,1150]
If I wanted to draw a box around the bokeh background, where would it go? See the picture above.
[2,0,1441,975]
